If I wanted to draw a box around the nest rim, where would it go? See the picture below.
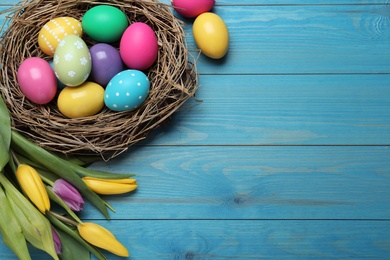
[0,0,198,160]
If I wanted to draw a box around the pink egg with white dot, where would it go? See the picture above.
[104,69,150,111]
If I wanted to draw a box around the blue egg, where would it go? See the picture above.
[49,61,66,89]
[104,69,150,111]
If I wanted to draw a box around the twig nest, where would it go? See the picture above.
[0,0,198,160]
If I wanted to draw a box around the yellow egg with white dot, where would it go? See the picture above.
[38,17,82,56]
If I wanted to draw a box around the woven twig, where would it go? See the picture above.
[0,0,198,160]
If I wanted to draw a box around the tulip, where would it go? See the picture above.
[78,222,129,257]
[51,227,62,255]
[53,179,84,211]
[16,164,50,213]
[82,177,137,195]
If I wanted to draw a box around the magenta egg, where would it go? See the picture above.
[17,57,57,104]
[172,0,215,18]
[90,43,124,86]
[120,22,158,70]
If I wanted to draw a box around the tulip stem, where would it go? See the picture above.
[10,150,20,167]
[48,211,79,227]
[40,175,54,186]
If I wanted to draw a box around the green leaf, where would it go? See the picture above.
[11,131,110,219]
[0,182,31,260]
[0,174,59,260]
[0,96,11,170]
[0,135,9,171]
[70,163,135,179]
[56,227,90,260]
[56,153,101,167]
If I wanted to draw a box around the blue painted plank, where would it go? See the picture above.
[72,146,390,220]
[2,1,390,5]
[144,74,390,145]
[0,1,389,260]
[1,220,390,259]
[1,5,389,74]
[188,5,390,75]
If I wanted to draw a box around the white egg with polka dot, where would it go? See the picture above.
[104,69,150,112]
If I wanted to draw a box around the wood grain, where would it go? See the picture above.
[1,220,390,259]
[145,74,390,145]
[187,5,390,75]
[76,145,390,220]
[0,0,389,259]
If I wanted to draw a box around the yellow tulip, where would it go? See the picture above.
[78,222,129,257]
[82,177,137,195]
[15,164,50,214]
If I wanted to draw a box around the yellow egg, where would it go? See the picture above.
[38,17,82,56]
[192,12,229,59]
[57,82,104,118]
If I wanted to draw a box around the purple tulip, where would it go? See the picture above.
[53,179,84,211]
[51,227,62,255]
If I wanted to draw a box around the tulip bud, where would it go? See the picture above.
[16,164,50,213]
[51,227,62,255]
[78,222,129,257]
[53,179,84,211]
[82,177,137,195]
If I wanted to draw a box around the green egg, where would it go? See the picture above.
[82,5,129,43]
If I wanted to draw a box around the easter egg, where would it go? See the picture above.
[193,12,229,59]
[38,17,82,56]
[54,35,91,86]
[90,43,124,86]
[104,70,150,112]
[82,5,129,43]
[57,81,105,118]
[17,57,57,105]
[120,22,158,70]
[49,62,66,89]
[172,0,215,18]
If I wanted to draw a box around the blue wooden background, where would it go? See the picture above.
[1,0,390,259]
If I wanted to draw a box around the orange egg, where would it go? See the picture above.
[38,17,82,56]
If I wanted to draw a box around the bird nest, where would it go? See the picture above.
[0,0,198,160]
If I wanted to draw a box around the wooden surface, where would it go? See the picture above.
[1,0,390,259]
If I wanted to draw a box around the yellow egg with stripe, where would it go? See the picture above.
[38,17,82,56]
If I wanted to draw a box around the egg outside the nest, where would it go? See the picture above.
[192,12,229,59]
[104,70,150,112]
[172,0,215,18]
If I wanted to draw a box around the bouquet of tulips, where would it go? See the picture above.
[0,96,137,259]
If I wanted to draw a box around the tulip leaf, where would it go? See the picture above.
[0,182,31,260]
[56,153,101,167]
[47,213,107,260]
[11,131,110,219]
[0,135,9,171]
[0,174,59,260]
[55,228,90,260]
[0,96,11,171]
[70,163,135,179]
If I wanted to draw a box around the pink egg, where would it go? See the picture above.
[120,22,158,70]
[17,57,57,104]
[172,0,215,18]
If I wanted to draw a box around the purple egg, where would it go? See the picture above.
[89,43,124,86]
